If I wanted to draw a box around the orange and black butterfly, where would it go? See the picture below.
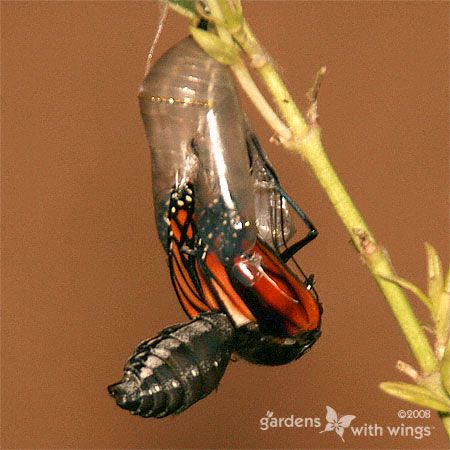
[166,135,321,366]
[108,36,322,418]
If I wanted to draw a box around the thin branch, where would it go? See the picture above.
[377,273,433,312]
[168,0,448,437]
[225,5,438,376]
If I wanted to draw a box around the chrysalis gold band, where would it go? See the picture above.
[139,93,212,108]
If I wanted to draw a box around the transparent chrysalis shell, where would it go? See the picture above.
[139,36,256,258]
[246,130,296,248]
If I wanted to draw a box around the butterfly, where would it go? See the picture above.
[166,132,322,365]
[109,35,322,418]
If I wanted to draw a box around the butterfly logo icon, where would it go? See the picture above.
[319,405,356,442]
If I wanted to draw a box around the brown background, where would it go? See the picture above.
[2,1,449,449]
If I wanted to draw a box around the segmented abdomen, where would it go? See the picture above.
[108,312,234,418]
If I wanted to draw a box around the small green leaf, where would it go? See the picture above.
[190,27,240,65]
[434,287,450,360]
[432,263,449,360]
[218,0,243,32]
[444,268,450,293]
[441,346,450,396]
[166,0,198,20]
[379,381,450,412]
[425,242,444,305]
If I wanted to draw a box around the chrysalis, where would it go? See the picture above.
[139,36,256,263]
[109,34,322,418]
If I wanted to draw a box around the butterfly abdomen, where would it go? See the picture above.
[108,312,234,418]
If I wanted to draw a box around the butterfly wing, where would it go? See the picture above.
[167,180,257,327]
[167,181,211,317]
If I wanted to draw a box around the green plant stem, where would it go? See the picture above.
[232,62,292,141]
[206,0,292,141]
[234,13,448,438]
[200,0,447,437]
[227,15,439,373]
[255,53,449,440]
[376,274,433,312]
[298,128,437,375]
[258,65,308,138]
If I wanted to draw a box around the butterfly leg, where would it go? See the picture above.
[276,185,318,262]
[246,131,318,262]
